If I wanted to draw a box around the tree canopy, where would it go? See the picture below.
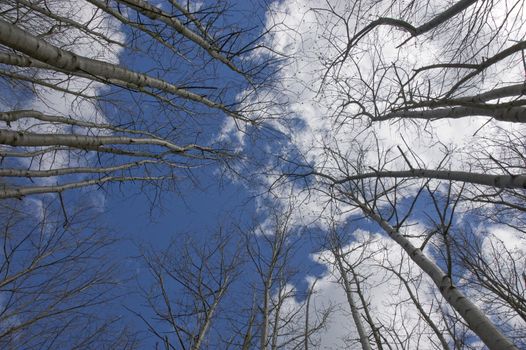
[0,1,525,349]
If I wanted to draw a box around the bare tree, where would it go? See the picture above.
[241,205,332,350]
[130,207,333,350]
[299,0,526,207]
[0,0,274,199]
[453,227,526,348]
[321,219,456,350]
[301,155,522,349]
[133,231,242,350]
[0,196,138,349]
[258,1,526,348]
[323,226,380,350]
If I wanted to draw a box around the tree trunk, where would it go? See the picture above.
[354,198,518,350]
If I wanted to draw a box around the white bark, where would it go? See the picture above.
[168,0,213,42]
[0,176,164,199]
[261,281,271,350]
[0,19,237,116]
[376,106,526,123]
[0,128,211,154]
[192,285,226,350]
[303,280,315,350]
[325,168,526,189]
[0,110,158,138]
[334,253,372,350]
[354,198,518,350]
[0,160,161,177]
[455,83,526,103]
[0,144,162,159]
[397,83,526,110]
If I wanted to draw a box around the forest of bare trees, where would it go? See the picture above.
[0,0,525,349]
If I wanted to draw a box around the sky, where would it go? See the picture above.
[110,0,526,347]
[1,0,526,349]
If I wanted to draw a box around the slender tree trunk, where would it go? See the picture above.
[242,297,258,350]
[375,105,526,123]
[324,169,526,189]
[349,267,383,350]
[0,129,210,153]
[334,253,373,350]
[0,176,163,199]
[0,19,229,113]
[303,280,317,350]
[353,197,518,350]
[192,290,224,350]
[261,280,270,350]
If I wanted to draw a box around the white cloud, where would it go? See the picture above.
[294,229,454,349]
[224,0,526,226]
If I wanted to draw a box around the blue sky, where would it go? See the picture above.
[90,2,334,345]
[1,0,526,348]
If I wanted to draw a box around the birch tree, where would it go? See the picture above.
[0,0,271,199]
[241,206,332,350]
[323,227,379,350]
[255,1,526,347]
[322,221,457,350]
[310,0,526,192]
[296,147,523,349]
